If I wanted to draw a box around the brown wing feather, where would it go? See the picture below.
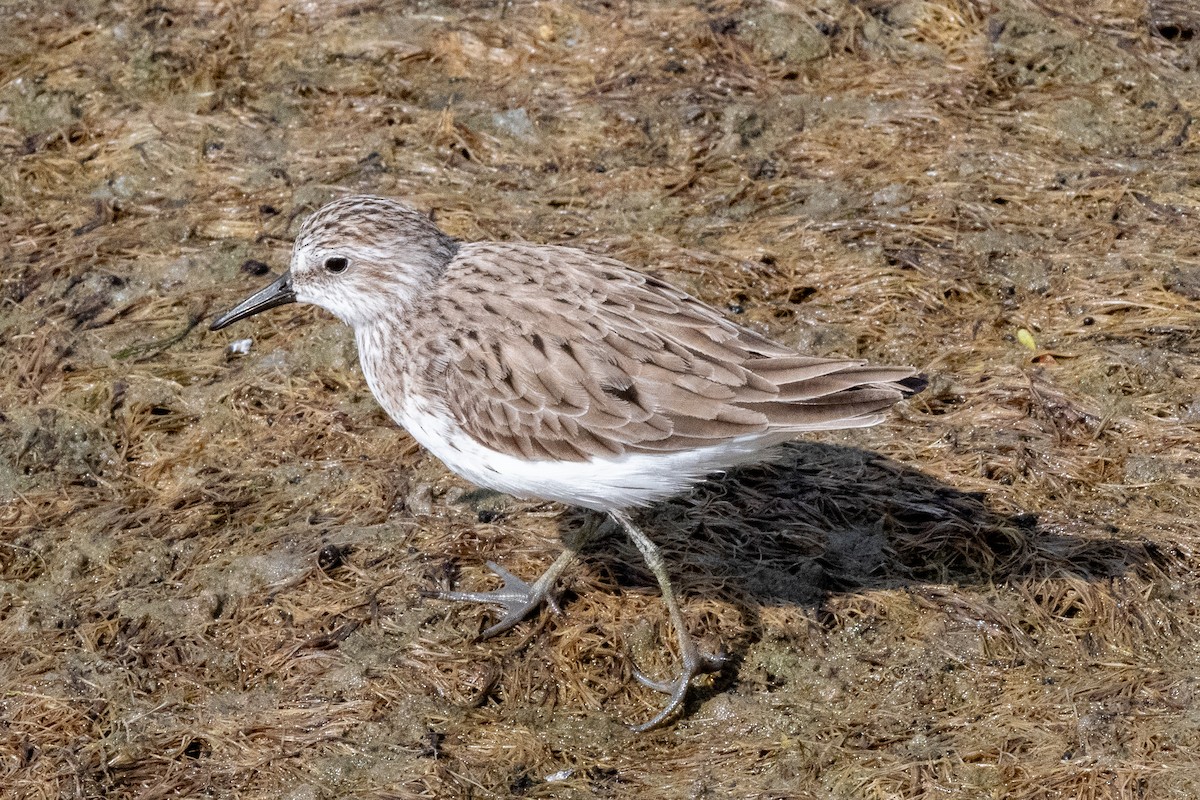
[425,243,922,462]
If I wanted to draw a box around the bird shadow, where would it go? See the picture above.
[550,440,1178,707]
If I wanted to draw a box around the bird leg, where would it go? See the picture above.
[429,517,597,640]
[609,509,727,732]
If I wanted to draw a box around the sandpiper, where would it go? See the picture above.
[210,195,925,730]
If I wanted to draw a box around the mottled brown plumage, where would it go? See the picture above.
[210,195,926,731]
[419,242,920,463]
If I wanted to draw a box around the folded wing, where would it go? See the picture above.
[431,244,924,462]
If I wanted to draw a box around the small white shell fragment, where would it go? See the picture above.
[227,338,253,356]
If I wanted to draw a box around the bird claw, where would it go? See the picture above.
[431,560,560,640]
[628,647,728,733]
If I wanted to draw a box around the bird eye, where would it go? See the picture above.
[324,256,349,273]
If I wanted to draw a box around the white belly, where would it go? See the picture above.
[394,397,783,512]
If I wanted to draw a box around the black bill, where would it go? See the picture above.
[209,270,297,330]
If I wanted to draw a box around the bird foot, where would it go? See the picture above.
[628,646,728,733]
[428,560,562,640]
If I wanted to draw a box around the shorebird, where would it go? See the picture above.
[210,195,925,730]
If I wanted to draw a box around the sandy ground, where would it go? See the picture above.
[4,0,1200,797]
